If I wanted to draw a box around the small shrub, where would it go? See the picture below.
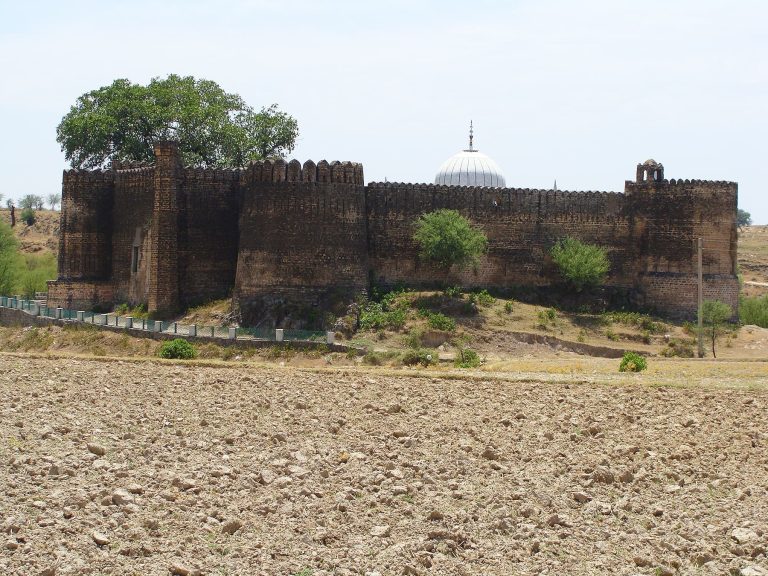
[619,352,647,372]
[158,338,197,359]
[426,311,455,332]
[545,307,557,321]
[401,348,435,367]
[504,301,514,314]
[469,289,495,307]
[21,208,36,226]
[403,328,424,349]
[660,339,695,358]
[443,285,462,299]
[641,330,651,344]
[605,328,619,341]
[454,348,481,368]
[577,330,586,343]
[550,237,610,291]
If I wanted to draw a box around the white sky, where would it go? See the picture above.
[1,0,766,222]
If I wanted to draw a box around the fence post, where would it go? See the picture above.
[188,324,197,337]
[326,331,335,345]
[77,311,84,321]
[228,327,237,340]
[154,320,163,333]
[55,307,63,319]
[125,316,133,329]
[173,322,177,334]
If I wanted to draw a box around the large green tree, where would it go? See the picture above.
[413,209,488,272]
[56,75,299,169]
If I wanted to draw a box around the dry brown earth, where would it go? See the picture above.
[1,356,767,576]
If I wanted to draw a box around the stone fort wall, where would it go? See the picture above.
[48,145,739,322]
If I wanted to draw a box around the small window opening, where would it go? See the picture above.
[131,246,139,274]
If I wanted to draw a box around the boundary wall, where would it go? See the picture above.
[48,149,739,322]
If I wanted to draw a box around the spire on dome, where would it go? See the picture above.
[466,120,475,152]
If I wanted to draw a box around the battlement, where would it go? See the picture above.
[242,159,364,186]
[62,169,115,185]
[367,181,622,197]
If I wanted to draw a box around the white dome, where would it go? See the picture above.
[434,150,506,188]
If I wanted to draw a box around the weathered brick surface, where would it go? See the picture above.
[234,160,368,325]
[49,151,738,323]
[46,280,114,312]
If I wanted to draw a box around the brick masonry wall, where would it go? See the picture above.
[233,159,368,326]
[50,147,738,323]
[111,167,155,305]
[57,170,114,281]
[366,182,633,289]
[148,142,181,316]
[178,167,240,307]
[47,280,114,311]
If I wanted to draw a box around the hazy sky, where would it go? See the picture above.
[1,0,766,222]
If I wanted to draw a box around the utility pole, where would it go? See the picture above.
[697,237,704,358]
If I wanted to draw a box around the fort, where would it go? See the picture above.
[48,141,739,324]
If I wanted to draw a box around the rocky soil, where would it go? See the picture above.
[1,356,767,576]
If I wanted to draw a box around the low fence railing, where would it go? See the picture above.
[0,295,334,346]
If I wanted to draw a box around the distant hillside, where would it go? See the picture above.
[0,208,59,254]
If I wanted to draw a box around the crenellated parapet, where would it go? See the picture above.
[241,159,364,186]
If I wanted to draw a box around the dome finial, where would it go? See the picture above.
[468,120,474,152]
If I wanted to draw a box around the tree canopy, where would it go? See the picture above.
[550,237,610,291]
[56,75,299,169]
[737,209,752,231]
[413,209,488,271]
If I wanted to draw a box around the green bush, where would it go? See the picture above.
[401,348,435,367]
[20,208,36,226]
[469,289,495,307]
[359,301,407,331]
[443,285,462,299]
[740,295,768,328]
[426,311,455,331]
[413,209,488,270]
[619,352,647,372]
[454,348,481,368]
[550,237,610,291]
[504,301,514,314]
[158,338,197,359]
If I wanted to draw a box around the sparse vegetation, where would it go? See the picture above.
[454,348,481,368]
[702,299,733,358]
[20,207,36,226]
[401,348,436,367]
[740,294,768,328]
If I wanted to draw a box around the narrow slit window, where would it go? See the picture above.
[131,246,139,273]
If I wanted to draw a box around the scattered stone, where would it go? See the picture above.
[172,477,196,491]
[221,519,242,535]
[633,556,652,567]
[742,566,768,576]
[370,525,391,537]
[91,531,110,546]
[126,483,144,494]
[259,469,277,485]
[545,513,571,528]
[169,562,201,576]
[731,527,759,544]
[111,489,134,506]
[573,491,591,503]
[86,443,106,456]
[656,566,674,576]
[481,446,500,460]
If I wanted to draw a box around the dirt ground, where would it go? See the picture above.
[1,355,766,576]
